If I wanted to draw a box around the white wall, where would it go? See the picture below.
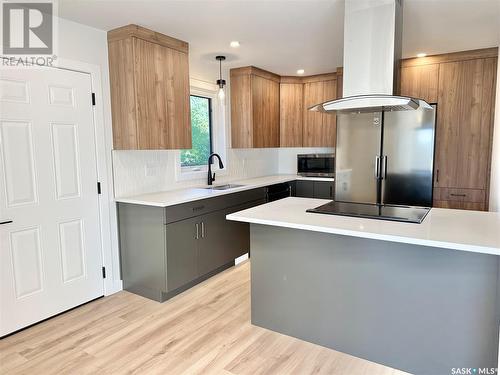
[489,43,500,212]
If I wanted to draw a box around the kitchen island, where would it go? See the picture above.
[227,197,500,375]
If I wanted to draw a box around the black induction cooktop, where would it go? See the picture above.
[306,201,430,224]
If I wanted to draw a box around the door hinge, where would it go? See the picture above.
[102,266,106,278]
[91,92,96,106]
[97,182,101,194]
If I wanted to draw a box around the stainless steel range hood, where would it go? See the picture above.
[312,0,433,113]
[310,95,433,113]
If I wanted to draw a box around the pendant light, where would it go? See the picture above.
[216,55,226,101]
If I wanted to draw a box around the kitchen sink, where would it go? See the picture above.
[204,184,245,190]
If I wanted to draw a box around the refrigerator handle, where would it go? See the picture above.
[374,156,380,179]
[382,155,388,179]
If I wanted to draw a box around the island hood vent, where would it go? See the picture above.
[311,0,432,114]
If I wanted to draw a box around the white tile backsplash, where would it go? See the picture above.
[113,147,334,197]
[113,148,281,197]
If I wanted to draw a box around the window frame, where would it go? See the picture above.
[175,79,227,181]
[180,94,214,168]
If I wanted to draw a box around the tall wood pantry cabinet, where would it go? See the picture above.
[108,24,191,150]
[401,47,498,211]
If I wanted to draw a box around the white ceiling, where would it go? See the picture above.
[59,0,500,82]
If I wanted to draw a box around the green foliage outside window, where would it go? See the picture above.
[181,96,212,167]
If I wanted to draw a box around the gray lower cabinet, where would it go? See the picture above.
[295,180,334,199]
[118,188,266,302]
[118,204,167,295]
[295,180,314,197]
[314,181,334,199]
[198,201,261,276]
[165,216,199,291]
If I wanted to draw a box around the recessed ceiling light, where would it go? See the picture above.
[416,53,427,58]
[297,69,305,75]
[230,41,240,48]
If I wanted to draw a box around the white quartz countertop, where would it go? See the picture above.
[226,197,500,256]
[115,175,332,207]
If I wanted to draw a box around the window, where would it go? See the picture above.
[181,95,213,167]
[176,78,227,181]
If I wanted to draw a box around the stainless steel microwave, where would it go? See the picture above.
[297,154,335,177]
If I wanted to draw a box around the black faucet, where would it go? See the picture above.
[207,153,224,185]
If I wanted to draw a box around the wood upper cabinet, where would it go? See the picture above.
[232,68,339,148]
[230,67,280,148]
[279,81,303,147]
[400,64,439,103]
[434,57,497,191]
[303,76,337,147]
[108,25,191,150]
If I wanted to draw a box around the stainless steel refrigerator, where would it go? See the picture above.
[308,103,436,223]
[335,105,436,206]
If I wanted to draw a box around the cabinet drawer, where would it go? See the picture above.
[165,188,266,223]
[433,200,486,211]
[433,188,485,203]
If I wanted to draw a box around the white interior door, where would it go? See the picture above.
[0,67,104,336]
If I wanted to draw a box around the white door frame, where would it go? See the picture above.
[52,58,121,295]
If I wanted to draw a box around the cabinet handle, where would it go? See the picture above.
[329,186,333,198]
[450,193,467,197]
[195,223,199,240]
[201,222,205,238]
[192,205,205,212]
[436,169,439,183]
[0,220,13,225]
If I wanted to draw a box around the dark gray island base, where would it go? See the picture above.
[250,224,500,375]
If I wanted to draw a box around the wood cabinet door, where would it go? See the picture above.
[164,47,191,149]
[108,38,137,149]
[303,80,337,147]
[252,75,280,147]
[303,81,324,147]
[400,64,439,103]
[230,74,253,148]
[435,58,497,190]
[280,83,304,147]
[321,79,338,147]
[134,38,191,149]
